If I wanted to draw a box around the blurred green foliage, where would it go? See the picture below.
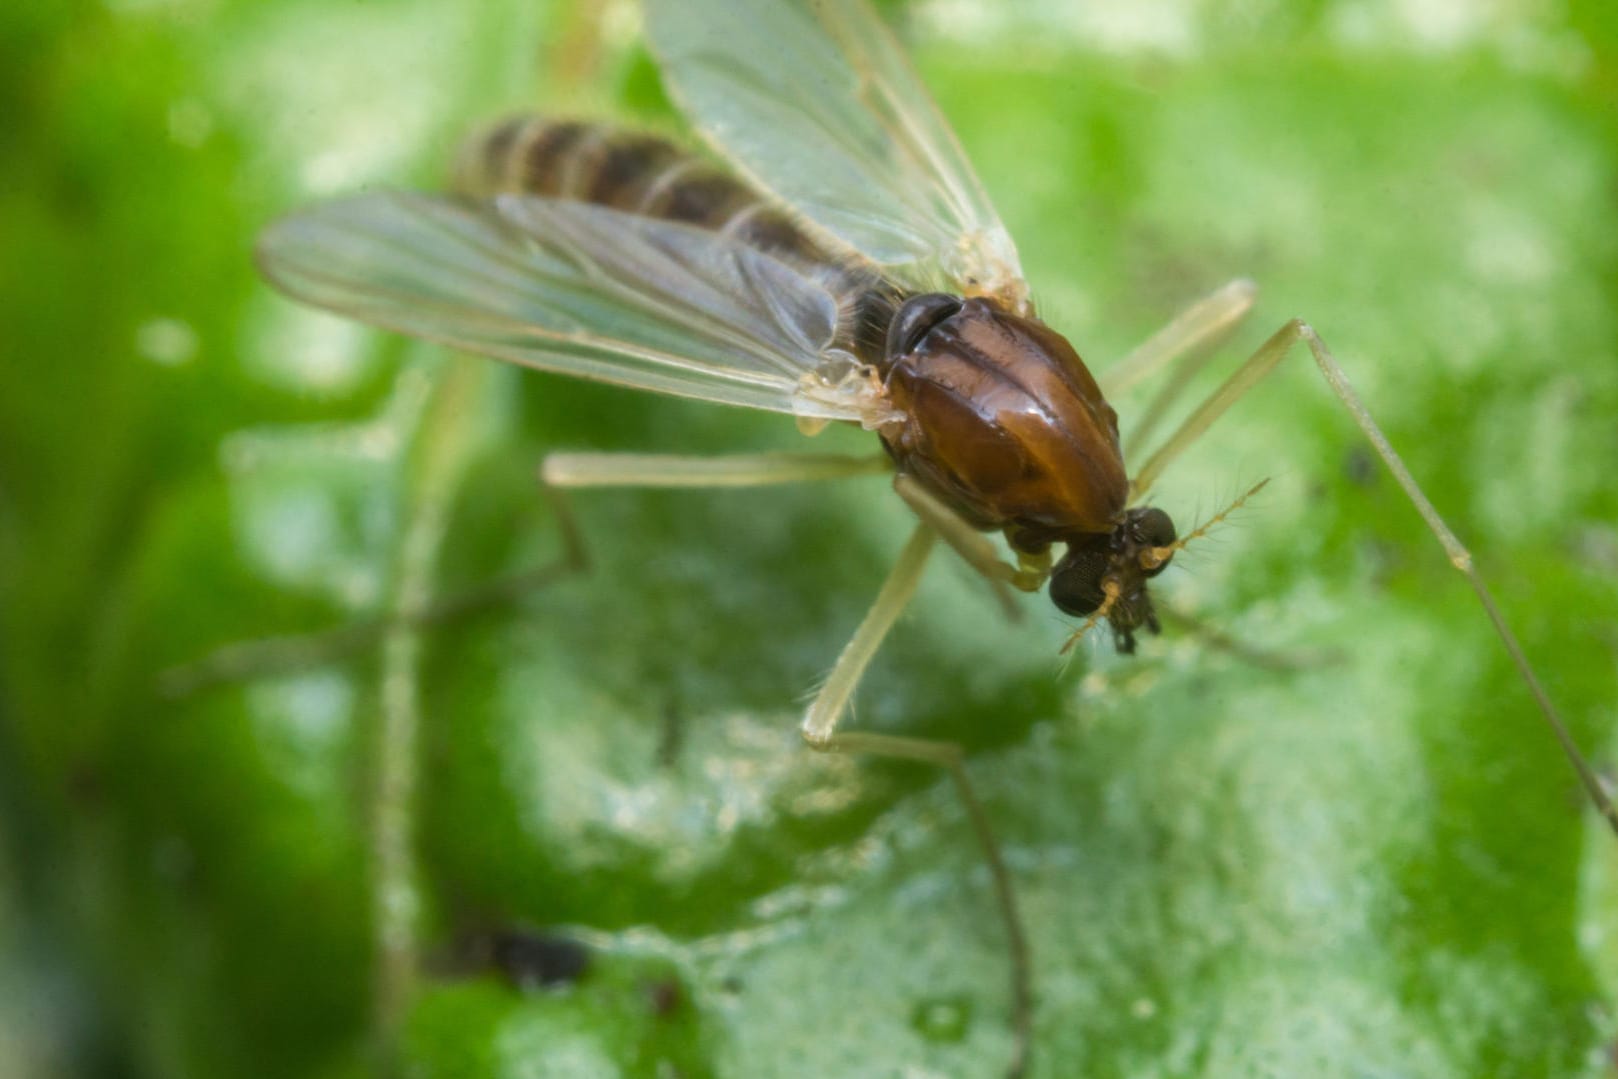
[3,1,1618,1077]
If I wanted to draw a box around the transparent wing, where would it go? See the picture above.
[643,0,1027,309]
[255,191,894,423]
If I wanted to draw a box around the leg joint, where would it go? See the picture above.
[799,726,834,752]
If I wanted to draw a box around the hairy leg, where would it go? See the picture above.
[801,523,1032,1078]
[1130,317,1618,837]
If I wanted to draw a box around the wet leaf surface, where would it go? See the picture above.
[3,2,1618,1077]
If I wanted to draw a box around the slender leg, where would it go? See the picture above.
[1130,318,1302,500]
[154,482,589,698]
[802,524,938,744]
[542,450,891,488]
[158,451,887,697]
[1100,278,1258,399]
[818,731,1033,1079]
[1131,318,1618,837]
[892,473,1046,593]
[1120,281,1261,460]
[1157,600,1339,672]
[800,523,1032,1079]
[552,461,1034,1070]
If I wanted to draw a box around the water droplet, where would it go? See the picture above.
[911,994,972,1044]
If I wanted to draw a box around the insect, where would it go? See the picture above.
[255,0,1617,1074]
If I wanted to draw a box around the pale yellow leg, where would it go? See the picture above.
[802,524,938,744]
[156,481,589,698]
[553,454,1038,1071]
[1121,281,1260,459]
[542,450,891,488]
[892,473,1046,592]
[1100,278,1258,399]
[814,731,1033,1079]
[1131,318,1618,838]
[158,451,886,696]
[800,523,1032,1078]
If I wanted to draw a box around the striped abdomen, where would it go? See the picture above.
[455,117,900,362]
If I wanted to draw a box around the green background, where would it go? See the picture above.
[4,1,1618,1076]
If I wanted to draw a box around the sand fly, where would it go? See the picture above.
[255,0,1618,1074]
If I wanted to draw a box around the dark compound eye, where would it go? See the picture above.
[1048,543,1110,617]
[1130,507,1176,548]
[1123,507,1177,579]
[885,293,963,358]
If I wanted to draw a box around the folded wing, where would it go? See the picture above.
[644,0,1028,308]
[256,191,894,423]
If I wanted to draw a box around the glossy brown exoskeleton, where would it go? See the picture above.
[876,291,1176,652]
[449,118,1178,653]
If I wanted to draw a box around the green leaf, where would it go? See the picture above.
[4,2,1617,1077]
